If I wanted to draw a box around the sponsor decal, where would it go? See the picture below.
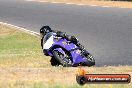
[76,67,131,85]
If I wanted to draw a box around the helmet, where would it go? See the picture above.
[40,26,52,36]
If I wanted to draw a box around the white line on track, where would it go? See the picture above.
[0,22,40,36]
[25,0,130,9]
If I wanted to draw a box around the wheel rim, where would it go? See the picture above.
[57,51,72,65]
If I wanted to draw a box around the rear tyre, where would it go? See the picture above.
[52,50,72,67]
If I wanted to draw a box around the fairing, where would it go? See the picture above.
[43,32,94,66]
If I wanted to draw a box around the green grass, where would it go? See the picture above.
[0,24,131,88]
[0,24,51,68]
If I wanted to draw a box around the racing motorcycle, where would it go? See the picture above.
[41,31,95,67]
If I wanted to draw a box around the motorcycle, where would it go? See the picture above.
[41,32,95,67]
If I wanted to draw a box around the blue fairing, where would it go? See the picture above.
[54,48,65,55]
[43,32,94,66]
[52,37,87,64]
[53,38,76,51]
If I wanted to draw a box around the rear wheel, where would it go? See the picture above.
[52,50,72,67]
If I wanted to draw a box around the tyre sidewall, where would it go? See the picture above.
[52,50,72,67]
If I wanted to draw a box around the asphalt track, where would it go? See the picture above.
[0,0,132,66]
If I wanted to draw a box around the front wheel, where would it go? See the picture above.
[52,50,72,67]
[85,54,95,66]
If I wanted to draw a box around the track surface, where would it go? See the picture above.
[0,0,132,66]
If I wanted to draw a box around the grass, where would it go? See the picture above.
[0,23,131,88]
[35,0,132,9]
[0,24,51,68]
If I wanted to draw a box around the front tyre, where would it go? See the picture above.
[52,50,72,67]
[85,54,95,66]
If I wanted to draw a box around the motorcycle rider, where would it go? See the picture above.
[40,25,90,57]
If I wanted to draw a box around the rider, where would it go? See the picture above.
[40,26,89,57]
